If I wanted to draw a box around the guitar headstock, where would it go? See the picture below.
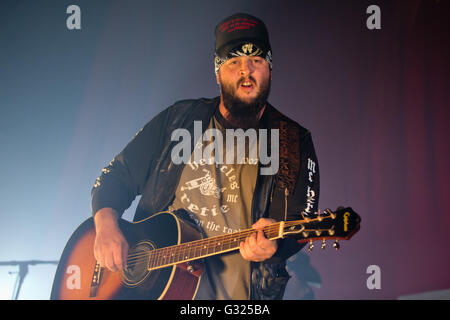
[282,207,361,251]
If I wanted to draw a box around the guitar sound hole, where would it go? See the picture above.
[121,240,155,287]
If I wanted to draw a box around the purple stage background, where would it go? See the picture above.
[0,0,448,299]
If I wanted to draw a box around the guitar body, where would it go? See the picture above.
[51,211,203,300]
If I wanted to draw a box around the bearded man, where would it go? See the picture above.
[91,13,320,300]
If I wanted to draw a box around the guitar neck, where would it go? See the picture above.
[146,222,284,271]
[137,207,359,271]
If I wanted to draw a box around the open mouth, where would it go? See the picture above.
[239,80,255,92]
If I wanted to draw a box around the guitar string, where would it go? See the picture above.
[123,223,279,260]
[124,219,325,268]
[123,219,311,260]
[124,218,331,267]
[124,218,324,265]
[125,228,332,270]
[125,225,280,266]
[124,224,285,267]
[123,217,327,260]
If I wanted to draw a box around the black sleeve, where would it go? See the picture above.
[266,131,320,263]
[90,109,169,217]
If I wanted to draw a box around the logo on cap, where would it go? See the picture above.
[230,42,263,57]
[242,43,254,54]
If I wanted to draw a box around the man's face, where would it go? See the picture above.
[217,56,271,128]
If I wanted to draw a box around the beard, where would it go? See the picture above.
[218,73,271,129]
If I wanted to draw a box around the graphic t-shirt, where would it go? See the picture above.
[169,116,259,299]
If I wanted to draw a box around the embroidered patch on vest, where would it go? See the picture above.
[276,120,300,194]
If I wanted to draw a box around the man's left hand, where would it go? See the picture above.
[239,218,278,262]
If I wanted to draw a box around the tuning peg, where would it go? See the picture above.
[308,240,314,252]
[301,212,311,222]
[316,209,323,221]
[333,240,340,251]
[302,231,309,238]
[325,208,336,219]
[321,239,326,250]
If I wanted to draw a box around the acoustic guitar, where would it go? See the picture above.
[50,207,360,300]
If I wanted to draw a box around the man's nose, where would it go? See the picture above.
[239,58,254,76]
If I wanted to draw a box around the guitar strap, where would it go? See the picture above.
[266,108,301,222]
[251,109,302,300]
[274,120,300,195]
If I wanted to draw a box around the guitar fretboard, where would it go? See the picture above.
[144,222,283,270]
[124,212,342,272]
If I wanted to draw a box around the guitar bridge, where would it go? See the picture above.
[89,261,104,298]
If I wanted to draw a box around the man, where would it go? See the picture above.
[91,13,320,300]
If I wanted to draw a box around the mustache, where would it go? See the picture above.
[236,76,257,88]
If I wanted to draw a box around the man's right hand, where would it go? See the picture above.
[93,208,129,272]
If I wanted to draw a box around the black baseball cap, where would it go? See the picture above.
[214,13,272,73]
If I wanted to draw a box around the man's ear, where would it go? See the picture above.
[216,71,220,85]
